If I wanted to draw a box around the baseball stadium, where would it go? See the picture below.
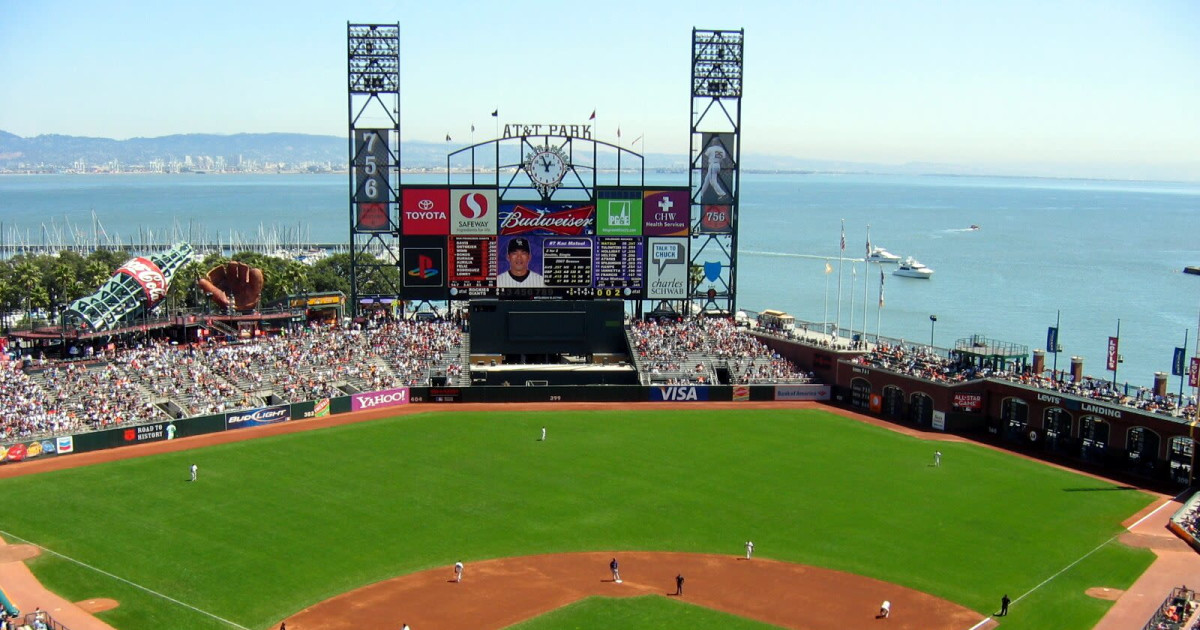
[2,25,1200,630]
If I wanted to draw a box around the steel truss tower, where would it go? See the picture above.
[347,23,401,317]
[688,28,743,317]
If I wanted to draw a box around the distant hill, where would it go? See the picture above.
[0,129,984,176]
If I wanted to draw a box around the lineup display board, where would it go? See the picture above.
[400,185,686,300]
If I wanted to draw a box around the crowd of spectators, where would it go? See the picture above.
[852,343,1198,422]
[628,317,812,384]
[850,343,971,384]
[1,318,464,442]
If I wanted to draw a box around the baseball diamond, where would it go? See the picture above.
[0,402,1193,630]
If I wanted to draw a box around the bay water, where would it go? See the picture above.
[2,172,1198,390]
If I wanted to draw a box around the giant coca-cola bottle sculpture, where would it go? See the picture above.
[65,243,194,331]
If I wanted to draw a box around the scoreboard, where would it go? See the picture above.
[404,185,690,301]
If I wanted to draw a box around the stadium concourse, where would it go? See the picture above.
[1,315,810,443]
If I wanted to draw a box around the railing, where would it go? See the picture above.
[1141,586,1195,630]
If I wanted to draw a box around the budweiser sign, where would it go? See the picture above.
[499,205,594,236]
[115,257,169,306]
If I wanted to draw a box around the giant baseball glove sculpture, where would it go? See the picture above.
[197,261,265,311]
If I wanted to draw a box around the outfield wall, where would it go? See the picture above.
[0,384,830,466]
[1,367,1192,488]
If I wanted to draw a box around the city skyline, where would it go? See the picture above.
[1,0,1198,182]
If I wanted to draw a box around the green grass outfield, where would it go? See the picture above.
[0,408,1156,630]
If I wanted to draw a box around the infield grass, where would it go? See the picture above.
[0,408,1156,629]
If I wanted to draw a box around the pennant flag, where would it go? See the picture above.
[445,134,451,142]
[839,220,846,251]
[632,134,643,145]
[617,127,621,138]
[491,109,498,117]
[589,109,596,120]
[825,261,833,274]
[471,124,475,133]
[866,234,872,258]
[879,266,885,307]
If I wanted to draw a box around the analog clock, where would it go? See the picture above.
[525,146,569,190]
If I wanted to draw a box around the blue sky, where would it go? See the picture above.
[1,0,1197,180]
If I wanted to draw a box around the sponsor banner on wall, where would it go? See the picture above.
[56,436,74,454]
[451,189,497,235]
[932,410,947,431]
[226,405,291,430]
[649,385,709,401]
[642,190,689,236]
[952,392,984,412]
[0,439,59,463]
[430,388,462,403]
[122,422,176,444]
[732,385,750,401]
[646,238,688,299]
[314,398,331,417]
[869,393,883,413]
[352,387,410,411]
[596,194,643,236]
[401,188,451,235]
[773,384,832,401]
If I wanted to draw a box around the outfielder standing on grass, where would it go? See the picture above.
[190,463,198,481]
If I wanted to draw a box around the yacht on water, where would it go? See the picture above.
[893,257,934,278]
[866,246,902,263]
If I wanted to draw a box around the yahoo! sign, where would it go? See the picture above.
[352,387,410,411]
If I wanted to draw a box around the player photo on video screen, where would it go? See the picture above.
[496,235,545,288]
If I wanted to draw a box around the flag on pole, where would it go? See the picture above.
[491,109,498,117]
[866,233,872,258]
[617,127,621,138]
[840,220,846,251]
[470,124,475,133]
[825,261,833,274]
[589,109,596,120]
[445,134,451,142]
[878,266,885,307]
[632,134,643,145]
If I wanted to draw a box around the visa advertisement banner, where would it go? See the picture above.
[226,405,291,430]
[352,387,410,411]
[649,385,709,401]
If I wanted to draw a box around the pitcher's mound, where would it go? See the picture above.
[75,599,120,613]
[1086,587,1123,601]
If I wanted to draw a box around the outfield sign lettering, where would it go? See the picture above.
[226,405,291,429]
[649,386,708,402]
[952,392,983,412]
[352,387,410,411]
[773,385,831,401]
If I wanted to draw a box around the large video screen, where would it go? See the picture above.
[399,185,690,301]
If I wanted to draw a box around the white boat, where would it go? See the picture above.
[893,257,934,278]
[866,246,902,263]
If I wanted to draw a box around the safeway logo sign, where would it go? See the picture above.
[352,387,410,411]
[451,189,497,235]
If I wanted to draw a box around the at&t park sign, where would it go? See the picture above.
[501,124,593,139]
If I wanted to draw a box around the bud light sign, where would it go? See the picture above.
[352,387,410,411]
[226,405,290,429]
